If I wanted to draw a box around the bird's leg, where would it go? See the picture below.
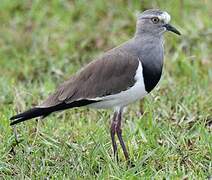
[110,112,118,161]
[12,125,19,144]
[116,109,129,161]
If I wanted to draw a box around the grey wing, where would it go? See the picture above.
[40,50,139,108]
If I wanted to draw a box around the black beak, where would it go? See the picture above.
[163,24,181,35]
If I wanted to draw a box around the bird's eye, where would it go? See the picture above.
[151,17,160,24]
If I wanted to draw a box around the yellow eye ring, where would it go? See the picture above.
[151,17,160,24]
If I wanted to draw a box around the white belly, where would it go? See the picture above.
[88,61,148,109]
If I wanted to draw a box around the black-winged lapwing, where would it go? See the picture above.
[10,9,180,161]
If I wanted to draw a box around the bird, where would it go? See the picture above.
[10,9,180,162]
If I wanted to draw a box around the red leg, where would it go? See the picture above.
[110,112,118,161]
[116,109,129,161]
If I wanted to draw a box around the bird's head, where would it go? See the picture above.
[136,9,181,37]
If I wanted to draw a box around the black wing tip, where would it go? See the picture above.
[10,115,25,126]
[10,120,17,126]
[9,107,43,126]
[10,115,18,121]
[10,115,21,126]
[9,99,99,126]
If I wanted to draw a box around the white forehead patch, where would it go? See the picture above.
[159,12,171,24]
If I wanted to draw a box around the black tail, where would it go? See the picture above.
[10,107,53,125]
[10,99,99,125]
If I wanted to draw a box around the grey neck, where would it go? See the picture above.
[117,31,165,93]
[123,33,164,60]
[134,30,164,42]
[135,22,166,39]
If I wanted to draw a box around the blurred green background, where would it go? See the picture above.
[0,0,211,179]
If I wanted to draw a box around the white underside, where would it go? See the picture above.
[88,60,148,110]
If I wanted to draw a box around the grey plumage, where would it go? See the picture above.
[41,50,139,107]
[41,21,165,107]
[10,9,180,161]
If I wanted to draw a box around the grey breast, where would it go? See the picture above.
[121,36,164,93]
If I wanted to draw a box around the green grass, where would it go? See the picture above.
[0,0,212,179]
